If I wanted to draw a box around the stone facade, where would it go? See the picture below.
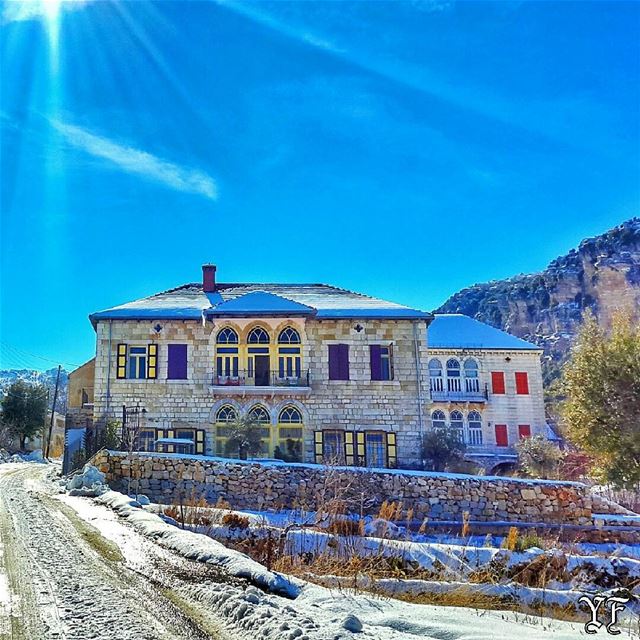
[92,316,430,466]
[428,348,547,471]
[93,450,594,525]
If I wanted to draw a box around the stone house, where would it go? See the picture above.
[77,264,548,471]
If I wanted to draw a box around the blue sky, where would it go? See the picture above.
[1,0,638,370]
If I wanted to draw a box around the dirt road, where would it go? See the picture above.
[0,464,230,640]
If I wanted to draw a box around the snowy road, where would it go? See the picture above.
[0,464,229,640]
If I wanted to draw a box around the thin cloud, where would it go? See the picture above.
[3,0,88,24]
[52,119,218,200]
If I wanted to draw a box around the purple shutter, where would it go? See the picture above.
[329,344,340,380]
[370,345,382,380]
[339,344,350,380]
[329,344,349,380]
[167,344,187,380]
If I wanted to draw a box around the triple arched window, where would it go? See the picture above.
[430,409,483,445]
[429,357,481,396]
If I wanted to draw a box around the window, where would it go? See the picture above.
[429,359,443,392]
[450,410,464,441]
[515,372,529,395]
[216,405,237,423]
[446,358,461,391]
[431,409,446,428]
[248,327,270,344]
[116,344,157,380]
[370,344,394,381]
[328,344,350,380]
[167,344,188,380]
[216,327,239,344]
[365,432,386,468]
[278,327,301,344]
[495,424,509,447]
[518,424,531,439]
[248,405,270,423]
[279,406,302,423]
[468,411,483,445]
[137,429,155,452]
[215,405,238,449]
[464,359,480,392]
[320,430,345,463]
[491,371,506,394]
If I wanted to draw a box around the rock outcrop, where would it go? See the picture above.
[437,218,640,383]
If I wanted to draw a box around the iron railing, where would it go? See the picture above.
[211,369,310,388]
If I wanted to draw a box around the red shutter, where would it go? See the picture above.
[491,371,506,394]
[495,424,508,447]
[518,424,531,439]
[515,372,529,395]
[370,345,382,381]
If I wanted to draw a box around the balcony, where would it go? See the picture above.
[210,369,311,396]
[429,377,488,403]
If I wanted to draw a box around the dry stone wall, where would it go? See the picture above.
[93,450,593,524]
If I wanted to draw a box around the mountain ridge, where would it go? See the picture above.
[436,218,640,382]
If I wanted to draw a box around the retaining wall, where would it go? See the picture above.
[92,450,598,524]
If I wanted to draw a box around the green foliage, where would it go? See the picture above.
[422,429,466,472]
[515,435,564,480]
[223,416,264,460]
[561,309,640,488]
[102,420,122,450]
[1,380,48,449]
[274,439,302,463]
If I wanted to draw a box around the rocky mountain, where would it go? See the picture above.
[0,368,69,412]
[436,218,640,384]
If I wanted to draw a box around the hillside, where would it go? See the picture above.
[436,218,640,383]
[0,368,69,412]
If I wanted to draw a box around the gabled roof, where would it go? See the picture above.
[90,283,431,325]
[429,314,541,351]
[205,291,315,317]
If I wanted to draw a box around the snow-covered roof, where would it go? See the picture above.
[155,437,194,445]
[429,314,541,351]
[90,283,432,324]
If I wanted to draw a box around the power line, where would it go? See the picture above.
[0,341,81,369]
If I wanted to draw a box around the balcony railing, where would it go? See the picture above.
[211,369,310,388]
[430,377,488,402]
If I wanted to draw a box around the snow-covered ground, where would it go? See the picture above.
[56,465,640,639]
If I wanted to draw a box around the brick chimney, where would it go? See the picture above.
[202,264,217,293]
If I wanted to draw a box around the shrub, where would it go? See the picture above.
[516,435,564,480]
[422,429,466,472]
[221,512,250,529]
[327,517,360,536]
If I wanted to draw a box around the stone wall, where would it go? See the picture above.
[93,450,593,524]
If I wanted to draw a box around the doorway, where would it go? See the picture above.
[254,355,270,386]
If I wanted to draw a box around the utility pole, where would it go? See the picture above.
[45,365,61,459]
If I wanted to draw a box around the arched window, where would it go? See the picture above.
[278,406,302,423]
[248,405,270,423]
[467,410,483,445]
[216,327,238,344]
[216,405,237,422]
[432,410,446,429]
[429,358,444,392]
[464,358,480,393]
[215,405,238,453]
[248,327,270,344]
[278,327,301,344]
[446,358,461,392]
[450,410,464,441]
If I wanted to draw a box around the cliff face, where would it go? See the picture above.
[436,218,640,383]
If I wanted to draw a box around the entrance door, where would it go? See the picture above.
[254,355,270,386]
